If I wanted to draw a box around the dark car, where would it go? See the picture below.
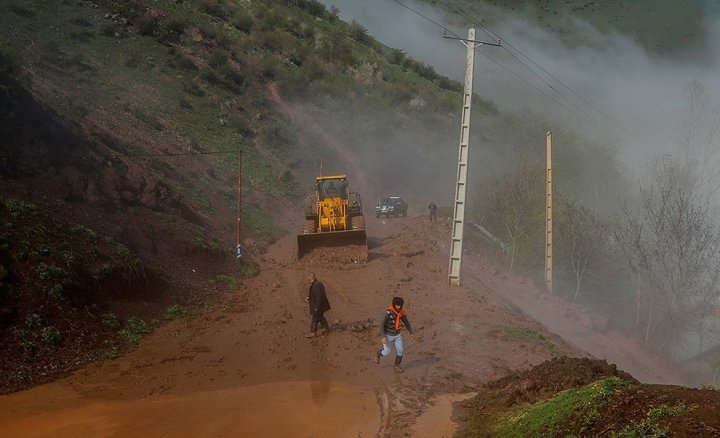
[375,196,408,217]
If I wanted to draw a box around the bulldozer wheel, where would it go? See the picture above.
[351,216,365,230]
[302,220,316,234]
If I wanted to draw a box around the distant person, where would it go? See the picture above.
[428,202,438,224]
[306,272,331,338]
[374,296,415,372]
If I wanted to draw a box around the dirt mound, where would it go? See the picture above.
[458,356,720,436]
[484,356,638,407]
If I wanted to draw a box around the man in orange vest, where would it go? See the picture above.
[374,296,415,372]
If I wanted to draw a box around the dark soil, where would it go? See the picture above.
[458,356,720,437]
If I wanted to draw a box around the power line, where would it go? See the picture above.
[388,0,453,34]
[384,0,602,127]
[438,0,615,126]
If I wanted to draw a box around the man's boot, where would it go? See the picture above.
[394,355,403,372]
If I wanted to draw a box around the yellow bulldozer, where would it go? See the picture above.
[297,174,368,260]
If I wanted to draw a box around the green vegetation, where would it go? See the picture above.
[119,317,152,345]
[504,325,555,351]
[101,313,122,329]
[216,274,237,286]
[164,304,196,320]
[458,378,627,437]
[613,403,691,437]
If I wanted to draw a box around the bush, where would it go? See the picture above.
[135,15,158,36]
[199,0,227,19]
[25,314,42,329]
[101,312,121,329]
[164,304,195,320]
[41,326,63,346]
[120,316,152,345]
[231,11,253,33]
[347,20,370,44]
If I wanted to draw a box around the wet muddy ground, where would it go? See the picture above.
[0,215,690,437]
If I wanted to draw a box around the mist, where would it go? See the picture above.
[318,0,720,167]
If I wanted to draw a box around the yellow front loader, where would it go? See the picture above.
[297,175,368,260]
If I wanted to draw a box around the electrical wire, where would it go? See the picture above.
[437,0,615,126]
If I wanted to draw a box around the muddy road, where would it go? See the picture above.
[0,215,687,437]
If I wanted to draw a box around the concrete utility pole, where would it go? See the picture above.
[545,132,553,292]
[446,28,500,287]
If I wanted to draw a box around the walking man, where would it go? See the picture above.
[374,296,414,372]
[428,202,438,224]
[306,272,330,338]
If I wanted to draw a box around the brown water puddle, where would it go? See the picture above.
[412,392,476,438]
[0,381,381,437]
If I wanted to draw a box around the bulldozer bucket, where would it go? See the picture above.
[297,229,368,261]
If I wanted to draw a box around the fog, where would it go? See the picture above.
[318,0,720,165]
[309,1,720,366]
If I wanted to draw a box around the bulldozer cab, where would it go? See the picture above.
[318,177,348,201]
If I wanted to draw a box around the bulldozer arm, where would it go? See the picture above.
[297,229,368,261]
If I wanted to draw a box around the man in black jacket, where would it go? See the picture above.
[306,272,331,338]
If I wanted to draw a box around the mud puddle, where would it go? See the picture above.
[411,392,476,438]
[0,381,381,437]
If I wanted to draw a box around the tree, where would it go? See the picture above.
[476,160,545,274]
[677,81,720,201]
[617,158,720,353]
[555,196,612,304]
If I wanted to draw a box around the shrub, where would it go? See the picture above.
[4,199,36,219]
[25,313,42,329]
[347,20,369,43]
[199,0,226,19]
[36,263,70,281]
[232,10,253,33]
[208,48,229,70]
[135,15,158,36]
[120,316,152,345]
[101,312,121,329]
[41,326,63,346]
[164,16,187,36]
[164,304,195,320]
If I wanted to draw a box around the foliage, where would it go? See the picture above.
[504,325,555,350]
[613,403,690,437]
[41,326,63,346]
[101,312,122,329]
[554,195,615,303]
[216,274,236,286]
[120,316,152,345]
[489,378,627,437]
[474,160,545,273]
[164,304,196,320]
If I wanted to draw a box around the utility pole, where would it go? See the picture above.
[545,132,553,292]
[236,150,243,258]
[446,28,500,287]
